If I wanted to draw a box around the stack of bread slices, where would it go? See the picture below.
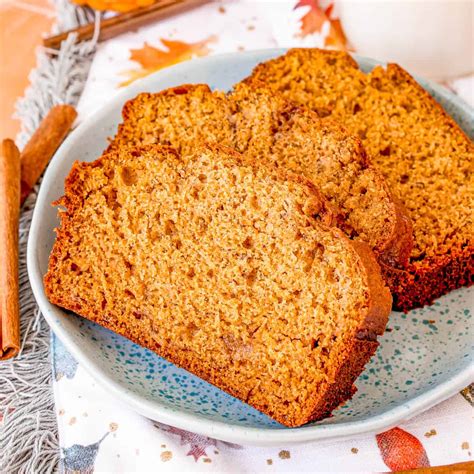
[44,48,473,427]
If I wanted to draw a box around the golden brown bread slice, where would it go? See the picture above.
[245,48,474,310]
[108,82,413,269]
[44,143,391,427]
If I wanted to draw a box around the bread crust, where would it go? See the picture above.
[382,246,474,311]
[378,62,473,309]
[244,60,414,270]
[381,194,413,268]
[111,82,413,271]
[245,48,473,310]
[385,63,473,144]
[45,233,392,428]
[303,239,391,424]
[282,106,414,269]
[45,143,392,427]
[46,235,391,427]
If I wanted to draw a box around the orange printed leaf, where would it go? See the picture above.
[294,0,348,49]
[376,427,430,472]
[324,3,334,17]
[120,36,216,87]
[294,0,319,9]
[294,0,327,38]
[324,18,348,49]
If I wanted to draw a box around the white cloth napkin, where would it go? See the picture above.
[54,1,474,471]
[53,335,473,473]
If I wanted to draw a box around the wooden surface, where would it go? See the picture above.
[43,0,208,50]
[403,461,474,473]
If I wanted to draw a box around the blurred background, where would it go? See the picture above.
[1,0,55,137]
[1,0,472,139]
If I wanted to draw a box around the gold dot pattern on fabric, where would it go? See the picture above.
[160,451,173,462]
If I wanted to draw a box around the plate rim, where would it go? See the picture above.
[27,48,474,446]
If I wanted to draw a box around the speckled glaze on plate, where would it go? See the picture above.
[27,49,474,445]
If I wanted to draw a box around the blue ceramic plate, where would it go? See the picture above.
[28,49,474,445]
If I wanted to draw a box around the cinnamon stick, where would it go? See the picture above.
[43,0,208,50]
[0,139,21,360]
[20,104,77,204]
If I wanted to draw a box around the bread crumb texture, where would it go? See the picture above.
[245,48,473,310]
[108,82,412,270]
[44,144,391,426]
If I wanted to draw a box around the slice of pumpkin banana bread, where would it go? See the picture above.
[44,143,391,427]
[245,48,474,310]
[108,82,413,270]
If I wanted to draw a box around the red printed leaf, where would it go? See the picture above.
[376,427,430,471]
[324,3,334,17]
[294,0,348,49]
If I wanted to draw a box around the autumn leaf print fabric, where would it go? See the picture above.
[53,331,472,472]
[53,1,474,471]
